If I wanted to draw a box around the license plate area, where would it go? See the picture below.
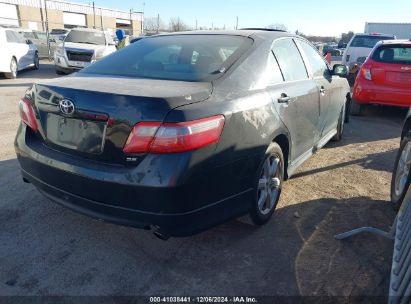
[45,113,106,154]
[69,61,90,68]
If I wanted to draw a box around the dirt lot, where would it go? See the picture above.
[0,61,406,298]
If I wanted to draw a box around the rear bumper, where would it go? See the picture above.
[353,82,411,107]
[15,125,254,237]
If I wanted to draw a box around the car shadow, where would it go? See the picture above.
[0,158,395,297]
[293,148,397,179]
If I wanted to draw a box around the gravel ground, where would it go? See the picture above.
[0,61,406,297]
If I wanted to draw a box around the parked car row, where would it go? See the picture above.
[14,29,351,238]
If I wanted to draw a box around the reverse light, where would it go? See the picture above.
[19,96,38,131]
[123,115,225,154]
[362,68,372,80]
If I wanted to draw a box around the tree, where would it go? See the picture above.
[169,17,190,32]
[267,23,288,31]
[340,31,354,44]
[144,16,166,33]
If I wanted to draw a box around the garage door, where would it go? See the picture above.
[63,12,86,28]
[0,3,19,27]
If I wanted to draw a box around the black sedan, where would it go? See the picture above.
[15,30,350,238]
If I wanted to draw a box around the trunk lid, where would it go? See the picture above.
[31,74,212,164]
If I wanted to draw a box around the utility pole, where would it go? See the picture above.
[100,7,103,30]
[44,0,51,61]
[235,16,239,30]
[129,9,133,36]
[196,20,198,30]
[141,1,145,35]
[157,13,159,33]
[92,2,96,29]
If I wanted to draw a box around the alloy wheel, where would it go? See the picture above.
[257,155,282,215]
[394,142,411,197]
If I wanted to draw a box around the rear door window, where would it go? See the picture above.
[272,38,308,82]
[372,45,411,64]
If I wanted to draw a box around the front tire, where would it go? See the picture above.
[249,142,284,225]
[4,57,17,79]
[391,136,411,210]
[332,105,345,141]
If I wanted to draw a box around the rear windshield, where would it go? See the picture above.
[65,30,106,45]
[350,35,395,48]
[80,34,252,82]
[372,45,411,64]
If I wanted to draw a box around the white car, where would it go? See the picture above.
[0,28,39,79]
[54,28,116,75]
[342,33,396,68]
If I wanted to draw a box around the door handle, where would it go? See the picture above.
[278,93,291,103]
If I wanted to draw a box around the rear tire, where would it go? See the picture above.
[391,136,411,210]
[249,142,284,225]
[4,57,17,79]
[350,99,363,116]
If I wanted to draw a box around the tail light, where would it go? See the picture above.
[123,115,225,154]
[361,67,372,80]
[19,96,38,132]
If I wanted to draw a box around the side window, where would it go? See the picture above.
[297,40,329,78]
[267,52,284,85]
[272,39,308,82]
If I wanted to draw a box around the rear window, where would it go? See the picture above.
[80,34,252,82]
[372,45,411,64]
[350,35,395,48]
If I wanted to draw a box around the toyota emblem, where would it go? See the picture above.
[59,99,75,115]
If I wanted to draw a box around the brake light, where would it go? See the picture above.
[19,96,38,131]
[123,115,225,154]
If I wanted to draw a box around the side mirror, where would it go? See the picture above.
[59,36,65,41]
[333,64,348,77]
[26,39,33,44]
[49,38,56,43]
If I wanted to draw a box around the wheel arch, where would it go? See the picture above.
[272,133,290,180]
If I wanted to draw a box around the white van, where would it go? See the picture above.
[0,28,39,79]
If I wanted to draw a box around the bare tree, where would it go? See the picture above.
[267,23,288,31]
[169,17,190,32]
[144,16,166,33]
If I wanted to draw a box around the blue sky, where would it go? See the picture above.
[75,0,411,37]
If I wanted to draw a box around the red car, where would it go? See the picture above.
[351,40,411,115]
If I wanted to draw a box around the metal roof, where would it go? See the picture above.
[1,0,143,21]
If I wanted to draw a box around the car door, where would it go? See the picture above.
[5,30,27,69]
[35,32,51,57]
[269,38,320,164]
[296,39,342,139]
